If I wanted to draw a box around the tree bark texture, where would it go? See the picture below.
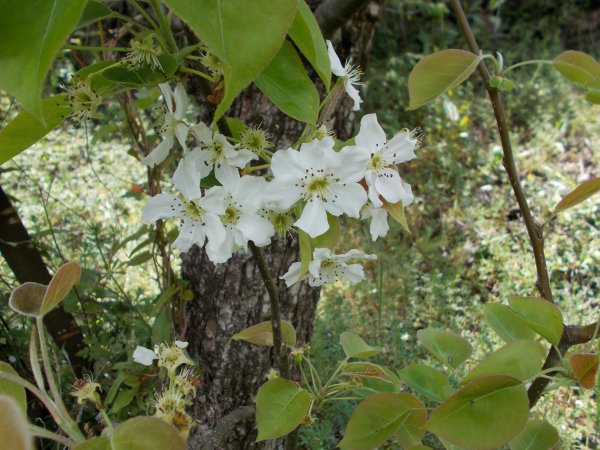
[182,2,382,448]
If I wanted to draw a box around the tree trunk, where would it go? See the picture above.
[182,3,381,448]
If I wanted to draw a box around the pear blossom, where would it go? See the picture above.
[69,375,101,405]
[282,248,376,287]
[207,170,275,263]
[361,203,390,241]
[133,345,158,366]
[142,83,189,167]
[265,137,367,238]
[175,122,257,189]
[155,342,194,373]
[347,113,417,208]
[326,40,363,111]
[141,181,226,254]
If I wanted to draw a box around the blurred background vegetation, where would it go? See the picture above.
[0,0,598,448]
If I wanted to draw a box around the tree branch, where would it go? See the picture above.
[315,0,372,38]
[200,406,255,450]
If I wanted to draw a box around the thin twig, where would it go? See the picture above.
[200,405,255,450]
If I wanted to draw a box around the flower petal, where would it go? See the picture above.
[201,187,227,215]
[336,249,377,262]
[173,220,206,253]
[295,197,329,238]
[173,149,210,200]
[191,122,213,145]
[383,131,417,164]
[159,83,174,113]
[175,123,189,152]
[142,193,183,223]
[225,146,258,168]
[326,40,346,77]
[173,82,189,119]
[355,113,386,150]
[271,147,305,180]
[281,262,303,287]
[339,263,365,283]
[264,180,303,210]
[133,346,157,365]
[237,214,275,247]
[142,134,174,167]
[337,145,369,181]
[374,168,403,204]
[345,82,362,111]
[400,180,415,206]
[325,182,367,218]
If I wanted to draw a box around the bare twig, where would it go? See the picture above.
[200,406,255,450]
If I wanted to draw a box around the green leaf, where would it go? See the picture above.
[73,437,111,450]
[397,364,452,402]
[288,0,331,89]
[255,41,320,124]
[224,117,247,140]
[585,78,600,104]
[383,198,410,233]
[462,340,546,384]
[40,261,81,317]
[105,372,129,406]
[407,49,482,110]
[483,303,537,343]
[231,320,296,347]
[509,419,560,450]
[342,362,401,385]
[77,1,114,28]
[127,251,153,267]
[553,51,600,87]
[299,229,312,277]
[163,0,297,122]
[417,327,472,369]
[0,0,87,118]
[0,363,27,415]
[0,396,32,450]
[311,214,340,249]
[427,375,529,449]
[508,297,563,346]
[338,393,425,450]
[109,388,136,414]
[340,332,382,359]
[112,416,187,450]
[0,95,71,165]
[152,307,171,347]
[256,378,312,441]
[554,177,600,214]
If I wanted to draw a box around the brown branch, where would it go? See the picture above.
[315,0,372,38]
[200,405,255,450]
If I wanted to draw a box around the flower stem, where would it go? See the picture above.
[149,0,178,53]
[130,0,159,30]
[29,425,76,447]
[180,66,214,81]
[503,59,553,74]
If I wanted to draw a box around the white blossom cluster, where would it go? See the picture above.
[141,45,418,287]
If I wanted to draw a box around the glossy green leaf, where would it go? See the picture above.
[8,282,47,318]
[77,1,113,28]
[163,0,297,122]
[310,214,340,249]
[508,297,563,346]
[397,364,452,402]
[427,375,529,449]
[383,198,410,233]
[40,261,81,317]
[484,303,537,343]
[255,41,319,124]
[0,95,71,165]
[553,51,600,87]
[462,340,546,384]
[0,363,27,415]
[338,393,425,450]
[417,327,472,368]
[109,388,136,414]
[256,378,312,441]
[0,396,32,450]
[72,437,111,450]
[288,0,331,89]
[0,0,86,118]
[407,49,481,110]
[554,177,600,214]
[231,320,296,347]
[127,251,153,267]
[340,332,382,359]
[509,419,560,450]
[112,416,186,450]
[585,78,600,103]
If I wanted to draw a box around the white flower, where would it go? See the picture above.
[175,340,189,349]
[361,203,390,241]
[326,40,363,111]
[265,137,367,238]
[133,345,158,366]
[207,170,275,263]
[347,114,417,208]
[141,182,226,254]
[282,248,376,287]
[175,122,257,189]
[142,83,189,167]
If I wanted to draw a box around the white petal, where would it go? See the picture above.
[363,206,389,241]
[400,180,415,206]
[325,183,367,218]
[142,193,183,223]
[326,40,346,77]
[281,262,303,287]
[264,180,303,210]
[308,248,331,279]
[215,163,240,188]
[236,175,267,212]
[225,147,258,169]
[175,340,188,348]
[201,188,227,215]
[374,168,403,204]
[159,83,174,113]
[191,122,213,145]
[142,135,174,167]
[175,123,189,152]
[337,145,369,181]
[336,249,377,262]
[365,170,383,207]
[203,212,226,245]
[345,82,362,111]
[270,147,305,180]
[206,231,234,264]
[133,346,157,366]
[173,220,206,253]
[355,114,387,150]
[237,214,275,247]
[295,197,329,238]
[338,263,365,283]
[298,137,336,170]
[383,131,417,164]
[173,83,189,119]
[173,149,210,200]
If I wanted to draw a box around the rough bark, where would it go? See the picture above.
[182,3,382,448]
[0,184,88,376]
